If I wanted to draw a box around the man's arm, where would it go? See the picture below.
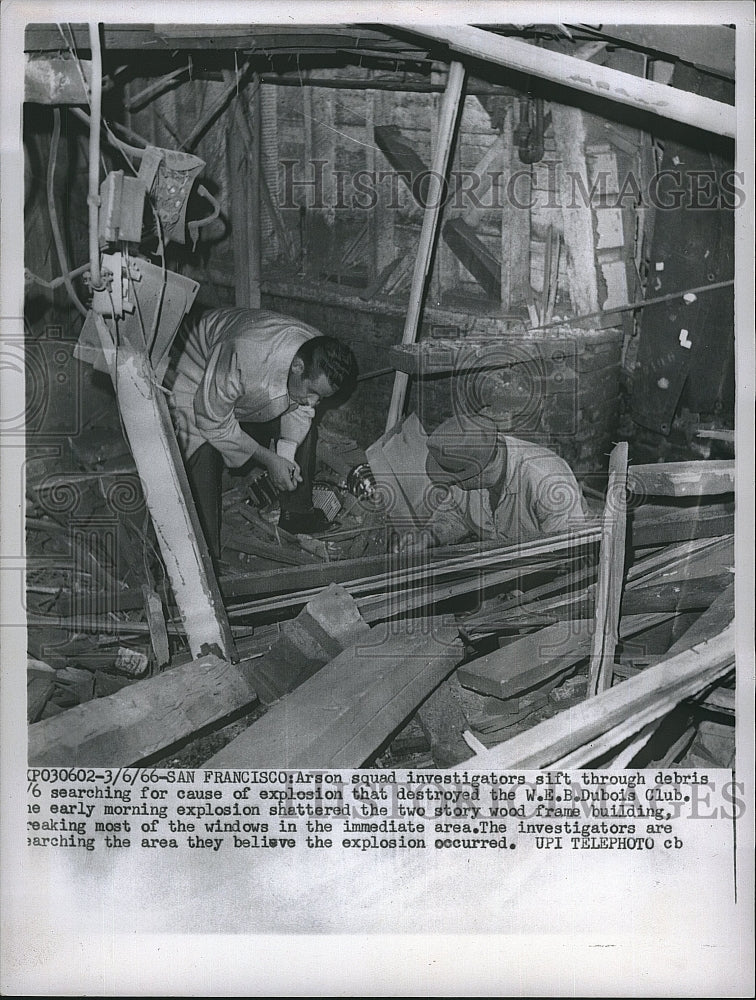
[534,462,587,534]
[193,342,301,490]
[401,486,472,551]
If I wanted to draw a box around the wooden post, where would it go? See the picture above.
[550,103,600,317]
[226,74,262,308]
[384,60,466,433]
[398,25,735,138]
[93,316,236,661]
[587,440,629,696]
[247,79,262,308]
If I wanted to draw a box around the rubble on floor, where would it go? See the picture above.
[26,436,736,772]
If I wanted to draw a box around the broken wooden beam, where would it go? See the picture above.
[90,317,235,660]
[464,620,735,769]
[587,440,629,696]
[204,620,464,768]
[28,652,258,766]
[227,75,262,308]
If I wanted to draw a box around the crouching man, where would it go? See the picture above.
[166,306,358,561]
[411,411,587,550]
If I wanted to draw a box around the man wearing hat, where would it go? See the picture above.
[420,411,586,548]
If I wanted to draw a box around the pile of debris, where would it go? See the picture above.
[27,425,735,771]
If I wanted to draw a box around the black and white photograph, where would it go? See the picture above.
[1,2,754,995]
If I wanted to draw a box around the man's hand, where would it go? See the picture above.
[393,528,435,556]
[263,451,302,492]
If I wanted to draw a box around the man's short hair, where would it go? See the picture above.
[297,336,358,394]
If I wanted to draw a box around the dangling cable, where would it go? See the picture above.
[46,108,88,317]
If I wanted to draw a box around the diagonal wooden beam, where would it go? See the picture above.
[397,25,736,138]
[91,316,235,661]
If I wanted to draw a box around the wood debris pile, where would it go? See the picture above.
[28,428,735,772]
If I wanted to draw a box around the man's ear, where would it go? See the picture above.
[290,355,305,376]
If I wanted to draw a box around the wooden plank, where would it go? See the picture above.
[226,77,262,308]
[402,26,736,138]
[459,619,594,698]
[628,460,734,498]
[442,218,500,299]
[458,612,669,700]
[28,653,258,766]
[550,101,600,316]
[630,501,733,547]
[204,622,464,767]
[384,61,466,432]
[587,441,629,696]
[466,620,735,769]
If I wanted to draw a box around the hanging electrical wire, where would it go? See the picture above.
[46,108,88,318]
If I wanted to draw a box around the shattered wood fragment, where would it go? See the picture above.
[203,621,464,768]
[416,675,474,767]
[245,583,370,703]
[142,586,170,668]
